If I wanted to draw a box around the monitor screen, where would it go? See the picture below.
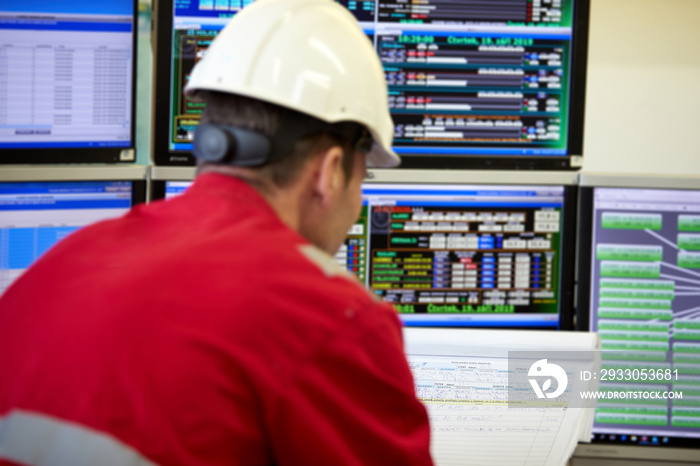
[577,184,700,450]
[343,181,576,328]
[152,0,589,169]
[0,180,144,294]
[0,0,137,163]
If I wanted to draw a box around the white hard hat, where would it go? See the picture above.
[184,0,399,168]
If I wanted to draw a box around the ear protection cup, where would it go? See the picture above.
[193,124,272,166]
[193,124,233,163]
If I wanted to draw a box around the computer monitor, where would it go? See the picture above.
[152,0,589,170]
[354,169,577,328]
[0,167,147,295]
[575,173,700,462]
[0,1,138,163]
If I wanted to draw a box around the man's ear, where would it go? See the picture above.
[312,145,345,207]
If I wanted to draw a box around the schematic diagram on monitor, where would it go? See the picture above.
[589,187,700,436]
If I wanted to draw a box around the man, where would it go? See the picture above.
[0,0,433,465]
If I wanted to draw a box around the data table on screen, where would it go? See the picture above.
[0,0,136,156]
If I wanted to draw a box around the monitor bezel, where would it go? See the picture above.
[150,0,590,169]
[573,443,700,463]
[0,0,140,165]
[150,179,169,201]
[152,0,186,166]
[575,185,594,332]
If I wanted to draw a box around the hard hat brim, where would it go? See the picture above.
[367,144,401,168]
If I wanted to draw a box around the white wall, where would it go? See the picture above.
[582,0,700,175]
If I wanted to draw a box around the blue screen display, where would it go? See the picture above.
[1,0,133,15]
[0,0,136,151]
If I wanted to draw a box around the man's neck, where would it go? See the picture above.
[197,164,304,232]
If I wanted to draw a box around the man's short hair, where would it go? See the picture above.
[197,91,358,187]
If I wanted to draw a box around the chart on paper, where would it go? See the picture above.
[404,328,600,466]
[409,354,567,466]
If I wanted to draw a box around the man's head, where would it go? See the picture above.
[196,91,362,189]
[195,91,367,254]
[185,0,399,254]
